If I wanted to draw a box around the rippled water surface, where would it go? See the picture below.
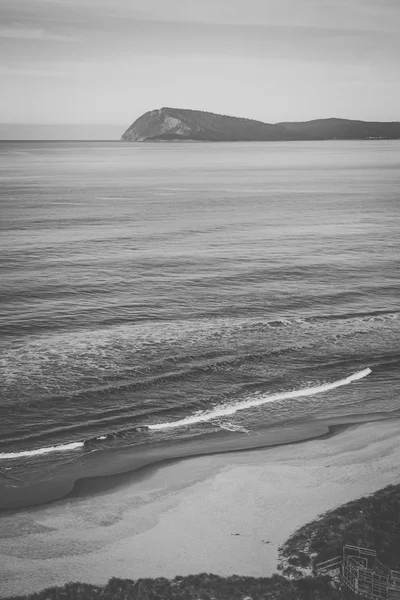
[0,140,399,477]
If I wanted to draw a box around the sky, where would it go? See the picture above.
[1,0,400,138]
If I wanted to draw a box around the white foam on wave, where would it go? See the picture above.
[149,368,372,431]
[215,421,251,434]
[0,368,372,459]
[0,441,84,461]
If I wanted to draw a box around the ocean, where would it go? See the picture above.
[1,140,399,510]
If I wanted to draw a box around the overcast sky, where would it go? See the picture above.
[1,0,400,135]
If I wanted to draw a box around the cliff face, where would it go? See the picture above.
[121,107,298,142]
[121,108,400,142]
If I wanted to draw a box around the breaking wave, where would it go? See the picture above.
[0,368,371,460]
[0,441,84,461]
[149,368,372,430]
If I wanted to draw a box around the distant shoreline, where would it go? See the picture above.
[121,107,400,142]
[1,138,400,143]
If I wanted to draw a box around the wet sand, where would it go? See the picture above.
[1,417,400,597]
[0,411,393,511]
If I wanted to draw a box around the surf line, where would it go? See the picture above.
[0,368,371,460]
[149,367,372,431]
[0,441,84,461]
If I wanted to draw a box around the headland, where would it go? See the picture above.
[121,107,400,142]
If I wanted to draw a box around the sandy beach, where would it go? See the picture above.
[1,417,400,597]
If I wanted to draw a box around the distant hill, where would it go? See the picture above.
[121,107,300,142]
[121,108,400,142]
[278,117,400,140]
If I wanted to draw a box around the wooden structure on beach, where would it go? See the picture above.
[316,545,400,599]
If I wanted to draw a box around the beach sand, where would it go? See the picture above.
[1,418,400,597]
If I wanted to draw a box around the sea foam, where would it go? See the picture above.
[149,368,372,430]
[0,441,84,460]
[0,368,371,459]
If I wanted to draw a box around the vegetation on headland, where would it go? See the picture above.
[121,106,400,142]
[279,483,400,576]
[3,484,400,600]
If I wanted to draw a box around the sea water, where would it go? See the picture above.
[1,140,399,506]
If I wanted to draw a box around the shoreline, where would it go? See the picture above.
[1,417,400,597]
[68,421,357,500]
[1,410,398,512]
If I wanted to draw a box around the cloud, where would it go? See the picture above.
[1,0,399,126]
[3,0,399,33]
[76,18,400,66]
[0,65,66,77]
[0,26,74,42]
[1,0,399,62]
[1,17,399,68]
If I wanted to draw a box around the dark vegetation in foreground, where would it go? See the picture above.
[4,484,400,600]
[279,483,400,576]
[3,575,347,600]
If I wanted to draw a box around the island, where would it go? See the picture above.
[121,107,400,142]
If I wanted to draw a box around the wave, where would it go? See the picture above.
[0,368,372,460]
[149,368,372,430]
[0,441,84,461]
[215,420,251,434]
[258,310,399,329]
